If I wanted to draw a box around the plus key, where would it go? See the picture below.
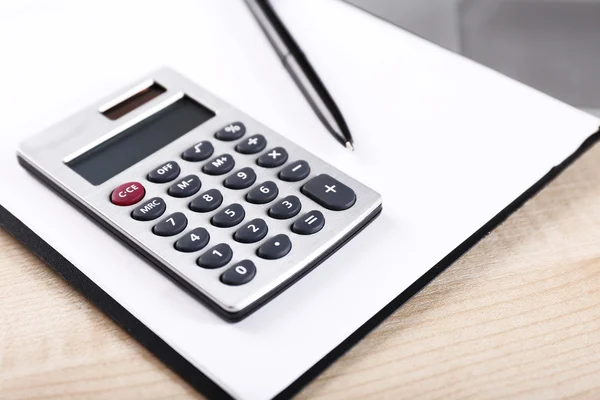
[301,174,356,211]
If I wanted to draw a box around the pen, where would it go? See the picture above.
[245,0,355,151]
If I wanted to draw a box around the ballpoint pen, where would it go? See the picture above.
[245,0,355,151]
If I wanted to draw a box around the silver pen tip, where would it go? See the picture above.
[345,141,354,151]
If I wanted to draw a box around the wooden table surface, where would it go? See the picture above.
[3,144,600,400]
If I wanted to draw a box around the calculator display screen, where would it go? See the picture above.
[67,96,215,185]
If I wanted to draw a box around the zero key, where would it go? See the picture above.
[301,174,356,211]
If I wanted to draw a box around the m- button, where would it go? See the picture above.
[111,182,145,206]
[301,174,356,211]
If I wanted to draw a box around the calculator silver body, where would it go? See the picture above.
[17,68,382,321]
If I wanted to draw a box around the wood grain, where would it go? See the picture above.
[3,143,600,399]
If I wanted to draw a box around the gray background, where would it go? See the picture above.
[345,0,600,116]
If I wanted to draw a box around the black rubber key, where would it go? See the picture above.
[215,122,245,141]
[301,173,356,211]
[211,203,245,228]
[235,134,267,154]
[202,154,235,175]
[131,197,167,221]
[246,181,278,204]
[234,218,268,243]
[189,189,223,213]
[147,161,180,183]
[220,260,256,286]
[268,195,302,219]
[182,141,214,162]
[292,210,325,235]
[197,243,233,269]
[278,160,310,182]
[257,234,292,260]
[153,212,188,236]
[168,174,201,198]
[257,147,288,168]
[224,167,256,190]
[174,228,210,253]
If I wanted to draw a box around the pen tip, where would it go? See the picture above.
[345,141,354,151]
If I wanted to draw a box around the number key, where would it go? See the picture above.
[153,212,188,236]
[246,181,278,204]
[268,195,302,219]
[224,167,256,190]
[211,203,245,228]
[197,243,233,269]
[221,260,256,286]
[174,228,210,252]
[234,218,268,243]
[189,189,223,213]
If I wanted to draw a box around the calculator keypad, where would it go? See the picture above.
[106,116,378,319]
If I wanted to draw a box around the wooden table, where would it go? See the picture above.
[3,144,600,400]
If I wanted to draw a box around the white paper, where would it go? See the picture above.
[0,0,598,399]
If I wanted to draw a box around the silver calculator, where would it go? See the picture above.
[17,68,382,321]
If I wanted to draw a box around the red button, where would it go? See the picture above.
[111,182,145,206]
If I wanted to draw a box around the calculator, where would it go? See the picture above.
[17,68,382,321]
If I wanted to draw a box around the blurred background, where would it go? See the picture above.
[346,0,600,117]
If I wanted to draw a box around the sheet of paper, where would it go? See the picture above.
[0,0,598,399]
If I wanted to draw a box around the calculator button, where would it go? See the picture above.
[197,243,233,269]
[301,174,357,211]
[153,212,188,236]
[167,174,201,198]
[246,181,279,204]
[202,154,235,175]
[189,189,223,213]
[235,134,267,154]
[131,197,166,221]
[292,210,325,235]
[257,147,288,168]
[257,234,292,260]
[220,260,256,286]
[174,228,210,253]
[215,122,246,141]
[147,161,180,183]
[234,218,268,243]
[224,167,257,190]
[279,160,310,182]
[190,189,223,212]
[182,141,214,162]
[211,203,245,228]
[111,182,145,206]
[268,195,302,219]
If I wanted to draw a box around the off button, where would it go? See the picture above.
[111,182,145,206]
